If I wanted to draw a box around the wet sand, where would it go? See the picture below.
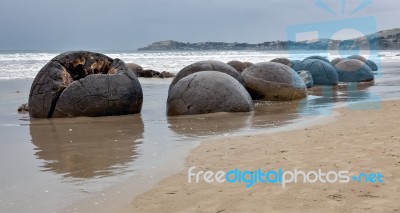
[0,62,399,212]
[128,100,400,213]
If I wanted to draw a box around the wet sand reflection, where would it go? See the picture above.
[29,115,144,179]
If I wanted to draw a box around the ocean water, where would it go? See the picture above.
[0,50,399,80]
[1,50,400,212]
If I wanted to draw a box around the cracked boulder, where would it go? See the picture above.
[304,55,331,64]
[297,70,314,88]
[302,59,339,85]
[347,55,378,71]
[334,59,374,82]
[241,62,308,101]
[167,71,254,116]
[366,59,378,71]
[227,60,249,73]
[331,57,348,66]
[270,58,292,67]
[347,55,368,63]
[169,60,246,91]
[290,60,303,71]
[29,51,143,118]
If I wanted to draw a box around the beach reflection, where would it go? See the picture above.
[167,112,253,137]
[29,115,144,179]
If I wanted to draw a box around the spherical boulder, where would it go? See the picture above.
[170,60,245,91]
[331,58,348,66]
[334,59,374,82]
[366,59,378,71]
[29,51,143,118]
[304,56,331,64]
[270,58,292,67]
[241,62,307,101]
[291,60,303,71]
[167,71,254,116]
[243,62,254,67]
[227,60,247,73]
[302,59,339,85]
[297,70,314,88]
[347,55,368,63]
[126,63,144,76]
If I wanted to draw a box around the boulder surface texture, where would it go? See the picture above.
[29,51,143,118]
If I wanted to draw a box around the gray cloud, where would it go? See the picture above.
[0,0,398,50]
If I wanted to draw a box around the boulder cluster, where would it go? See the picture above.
[26,51,379,118]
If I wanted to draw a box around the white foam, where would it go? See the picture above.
[0,50,399,80]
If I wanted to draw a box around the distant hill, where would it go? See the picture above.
[138,28,400,51]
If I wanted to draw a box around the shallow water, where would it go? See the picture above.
[0,51,399,212]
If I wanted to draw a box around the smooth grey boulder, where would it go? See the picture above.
[334,59,374,82]
[347,55,368,63]
[243,62,254,67]
[331,58,348,66]
[169,60,245,91]
[302,59,339,85]
[29,51,143,118]
[366,59,378,71]
[270,58,292,67]
[227,60,247,73]
[297,70,314,88]
[291,60,303,71]
[167,71,254,116]
[241,62,307,101]
[126,63,144,76]
[304,56,331,64]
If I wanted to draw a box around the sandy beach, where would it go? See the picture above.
[127,100,400,213]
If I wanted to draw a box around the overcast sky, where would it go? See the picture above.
[0,0,398,50]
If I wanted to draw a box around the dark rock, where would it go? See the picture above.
[167,71,254,116]
[241,62,307,101]
[170,60,245,91]
[227,60,247,73]
[291,60,303,71]
[304,56,331,64]
[366,60,378,71]
[331,58,348,66]
[302,59,339,85]
[141,69,160,78]
[29,51,143,118]
[243,62,254,67]
[297,70,314,88]
[18,103,29,113]
[270,58,292,67]
[334,59,374,82]
[159,71,175,78]
[126,63,144,76]
[347,55,368,63]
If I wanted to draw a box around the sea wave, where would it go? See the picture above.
[0,51,399,80]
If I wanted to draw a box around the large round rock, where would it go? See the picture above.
[366,59,378,71]
[241,62,307,101]
[270,58,292,67]
[304,56,331,64]
[297,70,314,88]
[167,71,254,116]
[347,55,368,63]
[302,59,339,85]
[29,51,143,118]
[227,60,248,73]
[331,58,348,66]
[169,60,245,91]
[334,59,374,82]
[290,60,303,71]
[126,63,144,76]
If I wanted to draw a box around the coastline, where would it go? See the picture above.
[125,100,400,213]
